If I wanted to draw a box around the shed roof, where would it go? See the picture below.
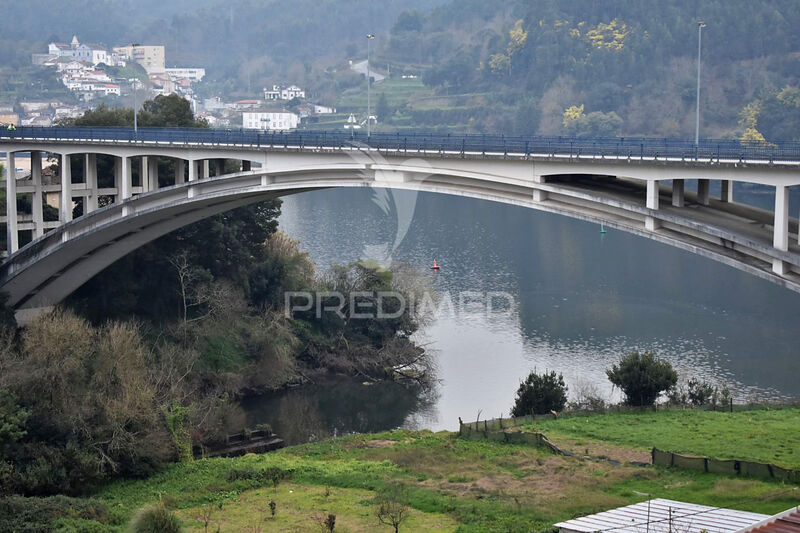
[736,507,800,533]
[555,499,768,533]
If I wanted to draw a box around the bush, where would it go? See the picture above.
[687,379,715,406]
[129,502,181,533]
[511,370,568,417]
[606,351,678,407]
[0,495,108,533]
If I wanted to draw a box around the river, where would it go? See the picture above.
[242,182,800,444]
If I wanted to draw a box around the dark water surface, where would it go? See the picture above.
[244,185,800,444]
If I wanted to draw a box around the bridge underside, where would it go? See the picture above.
[1,144,799,319]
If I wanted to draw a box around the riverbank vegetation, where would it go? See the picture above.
[0,96,435,498]
[5,411,799,532]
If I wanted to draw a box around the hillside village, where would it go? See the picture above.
[3,35,339,132]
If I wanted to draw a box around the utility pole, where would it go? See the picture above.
[129,78,138,133]
[695,21,706,145]
[366,33,375,136]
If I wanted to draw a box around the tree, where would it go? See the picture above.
[511,370,568,416]
[375,485,409,533]
[606,351,678,407]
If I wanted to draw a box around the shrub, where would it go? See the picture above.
[606,351,678,407]
[0,495,108,532]
[511,370,568,417]
[687,379,715,406]
[129,502,182,533]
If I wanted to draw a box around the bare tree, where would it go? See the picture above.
[375,485,410,533]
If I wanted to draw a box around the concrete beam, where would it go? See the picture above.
[772,184,789,275]
[721,179,733,202]
[60,153,72,223]
[175,159,185,184]
[189,160,197,182]
[147,156,159,191]
[6,151,18,254]
[31,151,44,238]
[120,155,132,200]
[672,179,685,207]
[646,180,660,231]
[85,153,98,213]
[697,179,710,206]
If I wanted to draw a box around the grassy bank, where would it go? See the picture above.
[31,412,800,532]
[532,408,800,469]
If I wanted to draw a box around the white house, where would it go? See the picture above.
[264,85,281,100]
[242,110,299,131]
[313,104,336,114]
[74,44,109,66]
[281,85,305,100]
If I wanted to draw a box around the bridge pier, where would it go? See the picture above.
[697,179,710,206]
[5,151,18,254]
[147,156,159,191]
[60,153,72,223]
[214,159,224,177]
[646,180,660,231]
[84,153,98,213]
[532,174,547,201]
[175,159,185,184]
[31,151,44,238]
[772,184,790,275]
[189,160,198,182]
[672,179,685,207]
[720,179,733,202]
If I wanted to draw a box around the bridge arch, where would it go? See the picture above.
[2,159,799,321]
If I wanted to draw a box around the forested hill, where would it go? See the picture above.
[380,0,800,139]
[1,0,798,139]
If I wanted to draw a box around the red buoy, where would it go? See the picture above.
[431,259,441,270]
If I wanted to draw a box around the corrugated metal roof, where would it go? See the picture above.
[737,507,800,533]
[555,499,769,533]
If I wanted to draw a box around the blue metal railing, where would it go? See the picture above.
[1,126,799,163]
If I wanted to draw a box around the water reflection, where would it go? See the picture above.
[244,184,800,438]
[241,377,439,446]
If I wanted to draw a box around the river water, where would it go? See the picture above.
[242,183,800,444]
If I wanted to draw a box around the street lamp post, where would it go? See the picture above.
[366,33,375,137]
[129,78,138,133]
[695,21,706,146]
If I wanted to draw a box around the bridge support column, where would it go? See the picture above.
[120,156,132,200]
[60,153,72,223]
[214,159,224,177]
[140,157,149,193]
[532,174,547,202]
[772,184,790,275]
[85,154,98,213]
[188,160,197,182]
[697,179,710,206]
[175,159,185,184]
[720,180,733,202]
[147,156,159,191]
[202,160,210,179]
[5,151,18,254]
[31,151,44,238]
[671,179,685,207]
[646,180,660,231]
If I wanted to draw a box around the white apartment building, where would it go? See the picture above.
[242,110,299,131]
[113,44,166,74]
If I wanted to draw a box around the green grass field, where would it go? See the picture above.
[55,419,800,531]
[534,408,800,468]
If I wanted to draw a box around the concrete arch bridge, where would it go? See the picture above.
[1,127,799,320]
